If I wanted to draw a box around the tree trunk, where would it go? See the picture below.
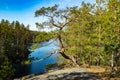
[57,32,79,67]
[111,52,114,67]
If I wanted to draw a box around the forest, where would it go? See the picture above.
[34,0,120,68]
[0,0,120,80]
[0,19,39,79]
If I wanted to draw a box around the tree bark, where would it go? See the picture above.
[57,30,79,67]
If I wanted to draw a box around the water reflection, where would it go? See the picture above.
[14,39,59,78]
[28,39,59,74]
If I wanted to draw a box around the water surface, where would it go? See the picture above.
[14,39,59,77]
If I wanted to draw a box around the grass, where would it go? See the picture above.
[86,66,120,80]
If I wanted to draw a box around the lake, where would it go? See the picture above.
[14,39,60,78]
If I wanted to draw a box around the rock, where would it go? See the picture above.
[26,68,102,80]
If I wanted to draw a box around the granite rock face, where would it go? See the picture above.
[25,68,101,80]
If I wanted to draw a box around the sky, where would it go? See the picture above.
[0,0,95,31]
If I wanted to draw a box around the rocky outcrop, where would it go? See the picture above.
[25,68,101,80]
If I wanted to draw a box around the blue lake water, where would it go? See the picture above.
[14,39,60,77]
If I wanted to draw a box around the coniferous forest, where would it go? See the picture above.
[35,0,120,68]
[0,0,120,80]
[0,19,38,79]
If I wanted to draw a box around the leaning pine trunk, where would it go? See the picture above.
[58,32,79,67]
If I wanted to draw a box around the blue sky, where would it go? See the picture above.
[0,0,95,31]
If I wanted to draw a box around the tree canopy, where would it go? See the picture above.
[35,0,120,68]
[0,19,37,79]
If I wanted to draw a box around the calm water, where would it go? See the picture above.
[14,39,59,77]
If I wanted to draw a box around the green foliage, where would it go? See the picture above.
[21,59,31,65]
[62,0,120,66]
[35,4,58,17]
[30,43,40,50]
[34,0,120,68]
[34,31,55,42]
[0,56,14,80]
[0,19,34,63]
[0,19,36,79]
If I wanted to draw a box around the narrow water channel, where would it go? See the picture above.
[14,39,59,78]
